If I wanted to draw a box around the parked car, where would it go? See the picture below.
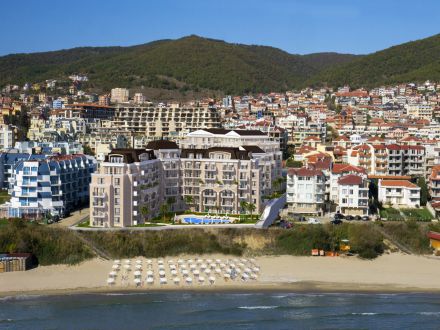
[331,219,343,225]
[361,215,370,221]
[345,215,354,221]
[334,212,345,220]
[355,215,362,221]
[307,218,321,224]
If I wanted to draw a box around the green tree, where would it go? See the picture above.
[82,144,95,156]
[240,201,248,220]
[140,205,149,223]
[160,203,169,222]
[417,177,428,206]
[247,203,256,221]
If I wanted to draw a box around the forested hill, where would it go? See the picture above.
[0,35,358,94]
[305,33,440,88]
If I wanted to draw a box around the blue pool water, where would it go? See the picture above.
[184,217,231,224]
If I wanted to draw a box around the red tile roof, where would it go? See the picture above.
[380,180,418,189]
[288,167,324,177]
[338,174,363,185]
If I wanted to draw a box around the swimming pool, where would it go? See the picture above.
[183,217,232,224]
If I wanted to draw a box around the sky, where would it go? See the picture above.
[1,0,439,56]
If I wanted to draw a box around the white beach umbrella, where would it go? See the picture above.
[146,259,153,264]
[109,271,117,277]
[146,270,154,276]
[160,277,167,285]
[159,270,166,277]
[134,270,142,277]
[114,259,121,264]
[223,273,231,279]
[178,259,184,265]
[244,268,252,274]
[253,267,260,273]
[250,273,258,280]
[187,259,194,264]
[158,265,165,270]
[180,264,187,269]
[168,259,174,264]
[193,269,200,276]
[219,263,226,269]
[198,276,205,283]
[215,259,221,264]
[242,273,249,281]
[135,264,142,270]
[136,260,142,264]
[186,277,193,284]
[207,259,213,264]
[200,264,207,270]
[182,269,189,276]
[233,258,239,263]
[204,269,211,275]
[171,270,178,276]
[215,268,221,274]
[235,268,241,274]
[147,277,154,285]
[124,264,131,270]
[241,258,248,263]
[134,278,141,284]
[173,277,180,284]
[229,263,236,268]
[112,265,119,270]
[124,259,131,264]
[169,264,176,270]
[190,264,196,270]
[225,268,232,274]
[238,263,245,268]
[107,278,115,285]
[209,263,216,269]
[250,258,256,263]
[209,276,216,284]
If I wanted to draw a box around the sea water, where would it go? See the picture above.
[1,292,440,329]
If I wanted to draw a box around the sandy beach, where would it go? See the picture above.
[1,253,439,297]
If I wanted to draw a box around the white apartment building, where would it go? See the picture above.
[110,88,129,103]
[89,149,162,227]
[286,168,326,215]
[378,179,421,208]
[0,125,15,151]
[337,174,369,215]
[329,163,367,203]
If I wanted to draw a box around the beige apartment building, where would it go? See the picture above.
[90,149,162,227]
[180,146,265,214]
[112,104,221,139]
[110,88,129,103]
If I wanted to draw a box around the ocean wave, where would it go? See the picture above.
[238,305,278,310]
[0,294,44,301]
[418,312,440,316]
[351,312,378,316]
[0,319,14,323]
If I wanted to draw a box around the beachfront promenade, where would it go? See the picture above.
[70,223,257,231]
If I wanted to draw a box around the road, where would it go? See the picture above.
[53,208,89,228]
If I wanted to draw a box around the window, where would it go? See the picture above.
[115,188,120,195]
[114,178,120,186]
[115,198,120,206]
[98,178,104,184]
[115,208,120,215]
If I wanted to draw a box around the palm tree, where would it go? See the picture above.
[140,205,149,223]
[240,201,248,220]
[185,195,194,206]
[160,203,169,222]
[247,203,256,221]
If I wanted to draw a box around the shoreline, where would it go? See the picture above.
[2,281,440,299]
[1,253,440,299]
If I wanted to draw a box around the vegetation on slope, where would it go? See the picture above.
[306,33,440,88]
[0,35,358,94]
